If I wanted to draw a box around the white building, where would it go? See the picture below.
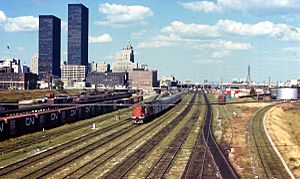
[160,75,176,87]
[31,53,38,74]
[90,61,111,72]
[112,41,137,73]
[0,58,22,73]
[61,64,86,87]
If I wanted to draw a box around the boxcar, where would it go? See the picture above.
[58,106,77,123]
[36,110,60,130]
[2,113,37,137]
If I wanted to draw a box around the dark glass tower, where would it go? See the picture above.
[68,4,89,66]
[38,15,61,81]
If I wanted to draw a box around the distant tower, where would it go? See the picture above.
[246,65,251,83]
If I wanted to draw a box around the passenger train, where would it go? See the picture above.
[131,93,182,124]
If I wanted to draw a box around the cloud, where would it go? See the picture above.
[89,33,113,44]
[211,50,230,58]
[162,20,300,41]
[97,3,153,27]
[181,0,300,15]
[131,29,147,37]
[0,10,38,32]
[138,33,251,52]
[218,0,300,15]
[216,19,300,40]
[162,21,220,37]
[17,46,25,51]
[0,10,6,22]
[180,1,222,13]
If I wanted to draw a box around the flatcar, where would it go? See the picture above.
[131,93,182,124]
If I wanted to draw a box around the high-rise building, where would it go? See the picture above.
[38,15,61,81]
[112,41,136,73]
[31,53,38,74]
[68,4,88,66]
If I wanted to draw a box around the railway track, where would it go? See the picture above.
[20,124,136,179]
[0,119,130,177]
[146,92,201,178]
[1,94,189,178]
[103,93,197,178]
[64,96,191,178]
[0,107,132,155]
[202,92,240,179]
[250,105,290,178]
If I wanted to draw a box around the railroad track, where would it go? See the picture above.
[146,92,201,178]
[250,105,290,178]
[103,93,197,178]
[64,95,191,178]
[1,94,190,178]
[202,92,240,179]
[0,107,132,155]
[0,119,130,177]
[20,124,136,179]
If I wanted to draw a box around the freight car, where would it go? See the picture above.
[0,95,143,141]
[131,93,182,124]
[218,95,226,105]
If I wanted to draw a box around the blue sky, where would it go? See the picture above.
[1,0,300,83]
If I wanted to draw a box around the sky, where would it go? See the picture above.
[1,0,300,83]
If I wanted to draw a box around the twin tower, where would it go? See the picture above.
[38,4,88,81]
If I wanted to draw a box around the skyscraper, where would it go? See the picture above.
[68,4,88,66]
[38,15,61,81]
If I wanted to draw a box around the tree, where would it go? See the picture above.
[250,86,256,96]
[54,80,64,90]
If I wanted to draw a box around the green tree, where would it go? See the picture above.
[54,80,64,91]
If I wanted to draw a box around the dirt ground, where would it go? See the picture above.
[222,103,270,178]
[265,103,300,178]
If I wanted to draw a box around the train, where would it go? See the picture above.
[131,93,182,124]
[0,95,143,141]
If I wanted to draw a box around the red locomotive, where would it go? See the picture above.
[131,93,182,124]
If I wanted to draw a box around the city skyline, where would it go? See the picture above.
[1,0,300,83]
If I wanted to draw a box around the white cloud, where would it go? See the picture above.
[162,21,220,37]
[181,0,300,15]
[180,1,222,13]
[211,50,230,58]
[218,0,300,15]
[205,40,252,50]
[131,29,147,37]
[97,3,153,26]
[17,46,25,51]
[0,10,6,22]
[0,10,38,32]
[89,33,113,44]
[216,19,300,40]
[162,19,300,41]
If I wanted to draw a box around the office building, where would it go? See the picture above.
[89,61,111,72]
[68,4,88,66]
[0,67,38,90]
[31,53,38,74]
[0,58,22,73]
[38,15,61,81]
[131,68,158,90]
[86,72,128,88]
[61,64,86,87]
[112,41,136,73]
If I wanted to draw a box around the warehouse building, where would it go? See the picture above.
[131,68,158,91]
[86,72,128,89]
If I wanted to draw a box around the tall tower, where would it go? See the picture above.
[246,64,251,83]
[68,4,89,67]
[38,15,61,81]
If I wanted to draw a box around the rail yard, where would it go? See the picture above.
[0,89,298,178]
